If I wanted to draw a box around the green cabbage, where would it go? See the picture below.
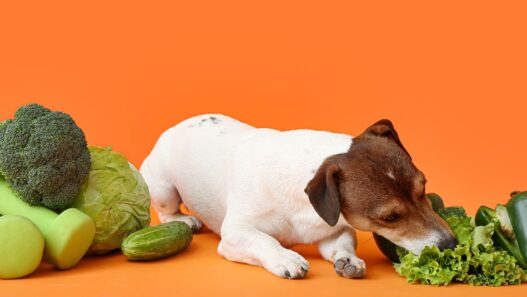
[73,146,151,255]
[395,207,524,286]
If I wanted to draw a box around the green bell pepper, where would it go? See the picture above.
[507,191,527,267]
[475,191,527,269]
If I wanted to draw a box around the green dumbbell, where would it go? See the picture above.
[0,179,95,270]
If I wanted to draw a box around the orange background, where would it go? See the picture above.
[1,1,526,296]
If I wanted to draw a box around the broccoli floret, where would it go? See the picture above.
[0,104,90,212]
[437,207,467,220]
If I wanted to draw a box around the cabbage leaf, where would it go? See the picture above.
[73,146,151,255]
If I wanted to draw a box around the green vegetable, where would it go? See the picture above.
[496,204,515,239]
[73,146,151,255]
[373,233,400,263]
[374,193,445,263]
[475,206,527,269]
[122,221,192,261]
[426,193,445,212]
[396,206,524,286]
[507,191,527,268]
[0,215,44,279]
[437,206,466,218]
[437,207,473,244]
[0,104,91,212]
[0,177,95,270]
[472,224,494,252]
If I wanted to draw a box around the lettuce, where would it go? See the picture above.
[395,207,524,286]
[437,207,473,243]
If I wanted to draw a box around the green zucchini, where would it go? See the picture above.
[122,221,192,261]
[373,233,400,263]
[426,193,445,212]
[374,193,445,263]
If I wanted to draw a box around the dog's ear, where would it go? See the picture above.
[304,160,341,226]
[362,119,411,159]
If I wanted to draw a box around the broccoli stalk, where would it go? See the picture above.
[0,104,91,212]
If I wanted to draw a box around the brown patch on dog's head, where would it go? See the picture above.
[305,119,456,254]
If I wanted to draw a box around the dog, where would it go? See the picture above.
[140,114,457,279]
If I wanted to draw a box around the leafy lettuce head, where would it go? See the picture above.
[395,207,524,286]
[73,146,151,255]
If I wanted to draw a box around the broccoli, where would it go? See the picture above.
[0,104,91,212]
[437,206,467,220]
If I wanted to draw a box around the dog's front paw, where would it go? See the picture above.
[264,249,310,279]
[159,213,203,232]
[334,256,366,279]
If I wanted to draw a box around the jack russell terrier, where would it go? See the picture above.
[140,114,457,279]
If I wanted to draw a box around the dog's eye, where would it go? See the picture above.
[382,213,400,222]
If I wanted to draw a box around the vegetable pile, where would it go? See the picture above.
[0,103,192,280]
[396,206,524,286]
[375,193,527,286]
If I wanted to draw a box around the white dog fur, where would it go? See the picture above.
[140,114,371,278]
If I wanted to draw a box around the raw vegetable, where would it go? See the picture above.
[73,146,151,255]
[496,204,514,239]
[437,207,472,243]
[426,193,445,212]
[373,234,400,263]
[395,206,524,286]
[122,221,192,261]
[0,177,95,270]
[506,191,527,266]
[0,215,44,279]
[475,192,527,269]
[0,104,91,212]
[374,193,445,263]
[475,206,527,270]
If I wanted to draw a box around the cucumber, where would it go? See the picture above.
[122,221,192,261]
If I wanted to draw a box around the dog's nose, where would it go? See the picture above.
[437,236,458,251]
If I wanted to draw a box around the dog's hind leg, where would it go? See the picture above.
[140,156,203,232]
[154,189,203,232]
[218,219,310,279]
[318,228,366,279]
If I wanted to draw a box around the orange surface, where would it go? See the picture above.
[1,1,526,296]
